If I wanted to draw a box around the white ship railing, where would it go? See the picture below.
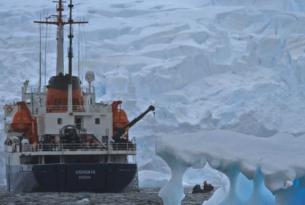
[46,104,111,113]
[46,105,85,112]
[6,143,136,153]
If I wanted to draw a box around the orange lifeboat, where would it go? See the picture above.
[112,101,129,139]
[11,102,38,144]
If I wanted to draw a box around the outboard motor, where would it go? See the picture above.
[60,125,81,148]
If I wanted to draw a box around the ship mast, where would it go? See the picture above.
[34,0,88,76]
[56,0,64,75]
[67,0,74,113]
[68,0,74,82]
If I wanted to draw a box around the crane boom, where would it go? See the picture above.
[113,105,155,141]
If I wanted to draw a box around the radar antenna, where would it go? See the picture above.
[34,0,88,77]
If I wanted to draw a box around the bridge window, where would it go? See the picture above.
[75,117,82,130]
[57,118,62,125]
[95,118,100,125]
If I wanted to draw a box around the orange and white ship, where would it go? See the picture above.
[3,0,154,192]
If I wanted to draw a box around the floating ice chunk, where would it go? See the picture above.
[157,130,305,205]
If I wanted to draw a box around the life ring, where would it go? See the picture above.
[4,138,12,146]
[5,105,13,114]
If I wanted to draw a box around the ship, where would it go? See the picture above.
[2,0,155,193]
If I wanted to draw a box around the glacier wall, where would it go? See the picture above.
[3,0,305,134]
[157,130,305,205]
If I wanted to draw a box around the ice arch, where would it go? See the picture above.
[156,130,305,205]
[183,165,228,189]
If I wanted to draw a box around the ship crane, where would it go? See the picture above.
[113,105,155,142]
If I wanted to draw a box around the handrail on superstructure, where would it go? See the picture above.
[6,143,136,153]
[46,105,85,112]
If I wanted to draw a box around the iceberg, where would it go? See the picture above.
[157,130,305,205]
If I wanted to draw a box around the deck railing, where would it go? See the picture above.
[6,143,136,153]
[46,105,85,113]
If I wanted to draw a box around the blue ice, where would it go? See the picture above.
[159,163,305,205]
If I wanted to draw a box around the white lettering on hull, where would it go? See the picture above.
[75,170,96,180]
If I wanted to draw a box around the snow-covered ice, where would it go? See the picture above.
[157,130,305,205]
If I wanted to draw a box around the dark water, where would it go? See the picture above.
[0,187,211,205]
